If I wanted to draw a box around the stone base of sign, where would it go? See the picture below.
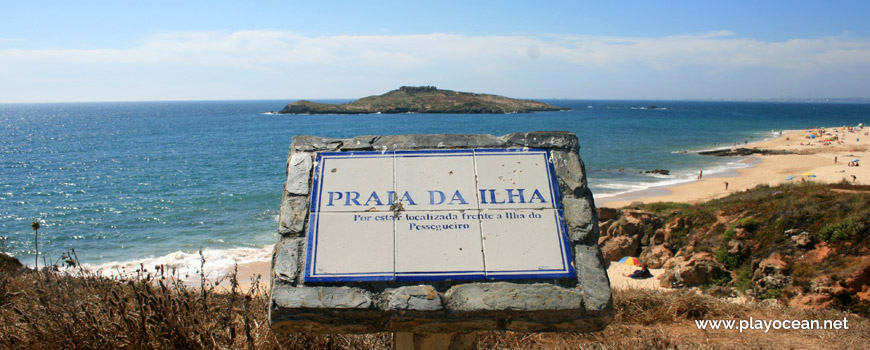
[270,132,613,333]
[393,332,478,350]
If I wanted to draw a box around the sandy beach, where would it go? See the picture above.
[602,126,869,208]
[606,263,665,290]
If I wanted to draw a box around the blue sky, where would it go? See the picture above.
[2,1,870,102]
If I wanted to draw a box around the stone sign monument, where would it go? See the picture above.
[270,132,612,346]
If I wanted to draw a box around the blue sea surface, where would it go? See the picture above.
[1,100,868,268]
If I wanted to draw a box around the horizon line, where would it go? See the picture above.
[3,97,870,105]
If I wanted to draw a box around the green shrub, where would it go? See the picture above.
[759,288,782,300]
[733,265,753,292]
[723,224,736,241]
[735,217,760,231]
[669,225,690,251]
[817,221,853,243]
[638,202,692,213]
[712,270,733,287]
[715,246,744,270]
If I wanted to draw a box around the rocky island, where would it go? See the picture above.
[277,86,569,114]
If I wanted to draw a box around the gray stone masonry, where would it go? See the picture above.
[271,131,613,333]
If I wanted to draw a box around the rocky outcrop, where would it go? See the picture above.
[726,240,751,257]
[659,253,730,288]
[643,169,670,175]
[599,235,640,262]
[639,245,673,269]
[788,294,836,309]
[599,186,870,311]
[698,148,795,156]
[790,231,813,248]
[595,208,681,271]
[842,257,870,302]
[596,209,665,263]
[752,253,792,298]
[597,207,619,221]
[804,243,835,263]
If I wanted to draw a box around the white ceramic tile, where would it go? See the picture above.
[394,151,478,211]
[394,210,485,278]
[307,212,395,280]
[473,151,556,210]
[314,153,395,212]
[480,209,572,278]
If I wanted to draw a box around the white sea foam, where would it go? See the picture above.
[79,245,273,282]
[593,159,753,199]
[594,176,693,199]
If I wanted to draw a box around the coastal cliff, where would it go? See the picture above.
[599,182,870,314]
[278,86,569,114]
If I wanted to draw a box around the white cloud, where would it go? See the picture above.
[3,30,868,72]
[1,30,869,101]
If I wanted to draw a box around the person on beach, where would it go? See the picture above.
[835,156,838,164]
[724,181,729,190]
[852,175,857,183]
[698,170,703,181]
[627,264,652,279]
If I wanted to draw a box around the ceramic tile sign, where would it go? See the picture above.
[304,149,575,282]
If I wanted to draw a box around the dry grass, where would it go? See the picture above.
[1,263,867,349]
[478,288,869,349]
[0,263,390,350]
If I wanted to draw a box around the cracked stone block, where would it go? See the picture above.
[272,284,373,309]
[278,195,309,236]
[574,245,613,312]
[273,236,302,284]
[551,150,587,197]
[386,285,443,311]
[340,135,378,151]
[502,131,580,152]
[292,135,343,152]
[286,153,312,195]
[372,134,507,150]
[445,282,584,312]
[563,197,595,244]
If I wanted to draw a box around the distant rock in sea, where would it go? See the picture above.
[277,86,570,115]
[699,148,795,156]
[643,169,670,175]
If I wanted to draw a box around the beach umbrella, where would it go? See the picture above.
[618,256,643,266]
[802,172,815,176]
[786,176,795,180]
[852,159,860,162]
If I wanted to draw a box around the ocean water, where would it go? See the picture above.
[1,100,868,271]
